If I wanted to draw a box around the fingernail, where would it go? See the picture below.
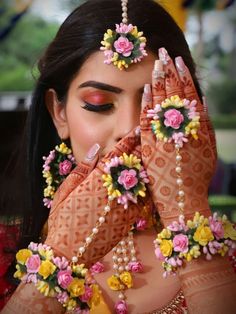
[158,47,170,64]
[144,84,151,94]
[154,60,163,71]
[202,96,208,112]
[175,56,186,73]
[85,143,101,161]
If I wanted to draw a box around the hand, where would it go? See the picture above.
[140,47,217,226]
[45,129,150,266]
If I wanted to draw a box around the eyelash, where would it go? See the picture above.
[82,102,114,112]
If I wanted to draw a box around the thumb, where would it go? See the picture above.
[71,143,101,182]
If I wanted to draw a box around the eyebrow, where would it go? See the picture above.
[78,81,123,93]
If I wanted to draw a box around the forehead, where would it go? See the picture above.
[71,51,157,91]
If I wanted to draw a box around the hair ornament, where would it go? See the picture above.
[100,0,147,70]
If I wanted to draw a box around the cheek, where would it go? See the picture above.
[66,109,112,162]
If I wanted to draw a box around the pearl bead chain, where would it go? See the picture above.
[72,202,111,261]
[121,0,128,24]
[175,144,185,213]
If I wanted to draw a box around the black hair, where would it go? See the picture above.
[2,0,201,248]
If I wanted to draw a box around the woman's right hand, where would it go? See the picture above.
[45,128,148,266]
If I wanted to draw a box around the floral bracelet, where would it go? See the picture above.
[154,212,236,277]
[14,242,101,312]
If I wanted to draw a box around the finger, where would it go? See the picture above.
[152,59,166,104]
[52,144,101,209]
[140,84,153,131]
[175,56,201,106]
[159,47,184,99]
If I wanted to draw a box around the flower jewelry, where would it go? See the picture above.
[147,95,200,214]
[100,0,147,70]
[147,95,200,147]
[102,153,149,209]
[14,242,102,312]
[42,142,76,209]
[154,212,236,277]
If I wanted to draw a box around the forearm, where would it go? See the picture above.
[2,283,65,314]
[178,255,236,314]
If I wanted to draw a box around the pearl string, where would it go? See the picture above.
[121,0,128,24]
[175,143,185,214]
[72,201,112,262]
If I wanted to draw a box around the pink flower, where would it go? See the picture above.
[80,286,93,302]
[90,261,105,274]
[209,218,224,240]
[164,109,184,129]
[136,218,147,231]
[114,37,134,57]
[172,132,188,147]
[118,169,138,190]
[114,300,128,314]
[116,23,133,34]
[59,160,72,176]
[25,254,41,273]
[173,234,189,253]
[57,270,73,289]
[154,247,165,261]
[128,261,143,273]
[57,291,69,304]
[53,256,69,270]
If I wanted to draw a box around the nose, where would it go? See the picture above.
[113,99,140,142]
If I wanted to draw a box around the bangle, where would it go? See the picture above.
[14,242,101,312]
[154,212,236,277]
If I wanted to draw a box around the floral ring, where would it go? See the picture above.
[147,95,200,147]
[102,153,149,209]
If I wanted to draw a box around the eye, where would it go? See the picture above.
[82,101,114,112]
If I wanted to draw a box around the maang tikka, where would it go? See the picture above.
[100,0,147,70]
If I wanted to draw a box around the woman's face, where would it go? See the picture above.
[56,51,156,162]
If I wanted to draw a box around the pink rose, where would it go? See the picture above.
[59,160,72,176]
[154,247,165,261]
[164,109,184,129]
[80,286,93,302]
[114,37,134,57]
[114,300,128,314]
[128,261,143,273]
[209,219,224,240]
[25,254,41,273]
[90,261,105,274]
[118,169,138,190]
[136,218,147,231]
[57,270,73,289]
[173,234,189,253]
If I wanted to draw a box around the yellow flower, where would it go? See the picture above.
[158,228,172,239]
[162,95,183,109]
[14,264,25,279]
[189,245,201,258]
[193,224,214,246]
[38,248,53,260]
[107,275,122,291]
[119,271,133,289]
[38,260,56,279]
[68,278,85,297]
[121,153,141,170]
[160,239,173,257]
[16,249,32,264]
[65,299,77,311]
[56,142,72,155]
[218,244,229,256]
[43,185,55,197]
[36,281,56,297]
[223,221,236,240]
[88,284,102,309]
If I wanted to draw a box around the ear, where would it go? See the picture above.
[45,89,69,140]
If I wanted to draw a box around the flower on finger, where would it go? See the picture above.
[102,153,149,209]
[147,95,200,147]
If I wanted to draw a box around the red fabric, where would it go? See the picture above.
[0,223,20,310]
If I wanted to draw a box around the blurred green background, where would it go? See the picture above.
[0,0,236,220]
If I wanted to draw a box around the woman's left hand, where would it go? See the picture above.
[140,47,217,226]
